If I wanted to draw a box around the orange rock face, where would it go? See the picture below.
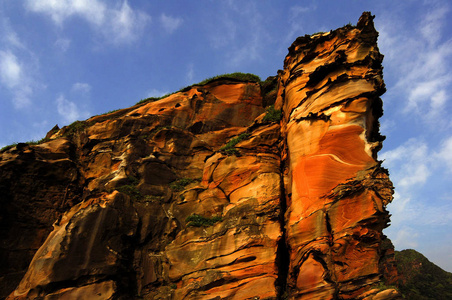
[278,13,398,299]
[1,12,401,300]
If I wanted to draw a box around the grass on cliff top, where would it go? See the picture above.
[1,137,51,152]
[62,120,89,138]
[193,72,261,86]
[136,93,174,105]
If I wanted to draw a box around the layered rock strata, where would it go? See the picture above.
[276,13,398,299]
[1,12,400,300]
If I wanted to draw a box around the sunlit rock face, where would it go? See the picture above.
[277,12,398,299]
[1,12,401,300]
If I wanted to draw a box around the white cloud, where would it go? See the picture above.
[56,94,89,123]
[434,136,452,171]
[382,135,452,253]
[54,38,71,52]
[56,83,92,124]
[26,0,106,26]
[1,18,25,49]
[381,138,431,189]
[13,86,33,108]
[391,226,419,249]
[377,2,452,124]
[186,63,194,84]
[0,50,33,108]
[419,3,450,47]
[26,0,150,45]
[290,5,313,16]
[160,13,183,34]
[71,82,91,94]
[216,1,268,67]
[146,89,168,98]
[107,1,150,45]
[283,5,317,46]
[0,50,22,88]
[0,15,43,109]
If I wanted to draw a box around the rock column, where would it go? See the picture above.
[278,12,398,299]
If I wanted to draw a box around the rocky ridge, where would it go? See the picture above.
[1,12,401,300]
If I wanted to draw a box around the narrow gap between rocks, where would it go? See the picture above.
[276,158,290,299]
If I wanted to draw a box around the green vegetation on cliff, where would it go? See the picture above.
[185,214,222,227]
[395,249,452,299]
[169,178,200,192]
[220,132,250,155]
[193,72,261,86]
[262,105,282,123]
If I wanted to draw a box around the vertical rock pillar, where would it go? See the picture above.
[278,12,398,299]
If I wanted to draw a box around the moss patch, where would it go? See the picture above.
[220,132,250,155]
[63,120,89,138]
[262,105,282,123]
[169,178,197,192]
[186,214,222,227]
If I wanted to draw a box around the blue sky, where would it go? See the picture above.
[0,1,451,271]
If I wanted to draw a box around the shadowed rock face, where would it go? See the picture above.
[1,12,401,300]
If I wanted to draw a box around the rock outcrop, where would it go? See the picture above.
[277,13,397,300]
[1,12,401,300]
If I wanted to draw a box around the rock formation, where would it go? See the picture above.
[1,12,401,300]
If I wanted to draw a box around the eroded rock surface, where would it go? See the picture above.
[1,12,401,300]
[276,12,399,299]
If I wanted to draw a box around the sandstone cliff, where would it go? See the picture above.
[0,12,401,300]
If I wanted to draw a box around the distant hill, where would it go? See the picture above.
[395,249,452,299]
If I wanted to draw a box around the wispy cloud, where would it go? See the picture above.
[71,82,91,94]
[382,136,452,249]
[377,2,452,125]
[419,3,450,47]
[381,136,452,193]
[283,4,317,46]
[55,82,92,124]
[434,136,452,171]
[107,1,149,45]
[381,139,430,189]
[25,0,150,45]
[54,38,71,52]
[160,13,183,34]
[1,18,25,49]
[186,63,195,84]
[211,1,268,67]
[25,0,106,26]
[146,89,169,98]
[56,94,90,124]
[209,14,236,49]
[391,226,419,249]
[0,20,37,109]
[0,50,21,89]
